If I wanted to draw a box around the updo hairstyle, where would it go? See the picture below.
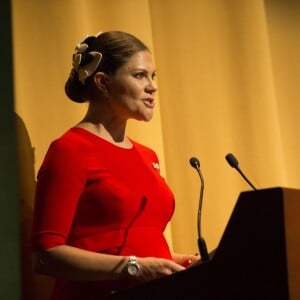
[65,31,149,103]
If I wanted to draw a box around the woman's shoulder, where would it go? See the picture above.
[131,139,159,161]
[47,127,95,155]
[53,127,94,144]
[131,139,153,152]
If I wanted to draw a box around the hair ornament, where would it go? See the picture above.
[75,42,88,54]
[72,35,103,84]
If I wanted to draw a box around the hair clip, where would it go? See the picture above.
[74,51,102,84]
[74,43,88,54]
[72,34,103,84]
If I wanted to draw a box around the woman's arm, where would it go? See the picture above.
[32,245,185,282]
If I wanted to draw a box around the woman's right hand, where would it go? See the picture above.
[136,257,185,282]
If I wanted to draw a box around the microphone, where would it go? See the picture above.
[225,153,257,190]
[189,157,209,263]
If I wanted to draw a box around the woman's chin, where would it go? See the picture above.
[134,111,154,122]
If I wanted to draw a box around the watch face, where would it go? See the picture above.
[128,263,139,276]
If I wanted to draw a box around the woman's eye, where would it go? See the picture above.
[134,72,145,79]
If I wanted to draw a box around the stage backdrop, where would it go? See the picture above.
[11,0,300,299]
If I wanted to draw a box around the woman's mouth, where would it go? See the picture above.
[142,98,155,108]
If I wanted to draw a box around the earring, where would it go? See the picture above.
[103,89,109,98]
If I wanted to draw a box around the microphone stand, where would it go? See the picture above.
[235,167,257,190]
[190,157,209,263]
[225,153,257,191]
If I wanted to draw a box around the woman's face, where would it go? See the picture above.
[107,50,157,122]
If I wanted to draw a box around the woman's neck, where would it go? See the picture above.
[76,105,132,147]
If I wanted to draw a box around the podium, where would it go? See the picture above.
[110,187,300,299]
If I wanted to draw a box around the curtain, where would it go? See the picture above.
[12,0,300,299]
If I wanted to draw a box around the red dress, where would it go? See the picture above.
[32,127,175,299]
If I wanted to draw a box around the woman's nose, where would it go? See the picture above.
[146,78,157,93]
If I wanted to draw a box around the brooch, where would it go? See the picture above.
[152,162,160,170]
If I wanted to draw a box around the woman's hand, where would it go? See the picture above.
[171,252,201,268]
[135,257,185,282]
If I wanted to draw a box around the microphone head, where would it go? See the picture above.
[225,153,239,169]
[189,157,200,170]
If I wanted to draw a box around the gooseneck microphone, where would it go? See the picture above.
[189,157,209,263]
[225,153,257,190]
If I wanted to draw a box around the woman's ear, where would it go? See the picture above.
[93,72,110,94]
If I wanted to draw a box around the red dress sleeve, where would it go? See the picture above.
[32,137,87,251]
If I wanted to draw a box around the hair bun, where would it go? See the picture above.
[64,69,87,103]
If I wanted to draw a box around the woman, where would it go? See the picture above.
[31,31,200,299]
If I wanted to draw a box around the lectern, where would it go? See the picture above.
[110,187,300,299]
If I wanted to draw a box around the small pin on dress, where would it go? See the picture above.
[152,162,160,170]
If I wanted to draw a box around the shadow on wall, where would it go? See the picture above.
[15,113,54,300]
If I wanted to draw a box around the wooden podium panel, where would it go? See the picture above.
[110,187,300,299]
[282,188,300,299]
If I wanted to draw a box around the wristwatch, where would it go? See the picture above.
[126,255,140,278]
